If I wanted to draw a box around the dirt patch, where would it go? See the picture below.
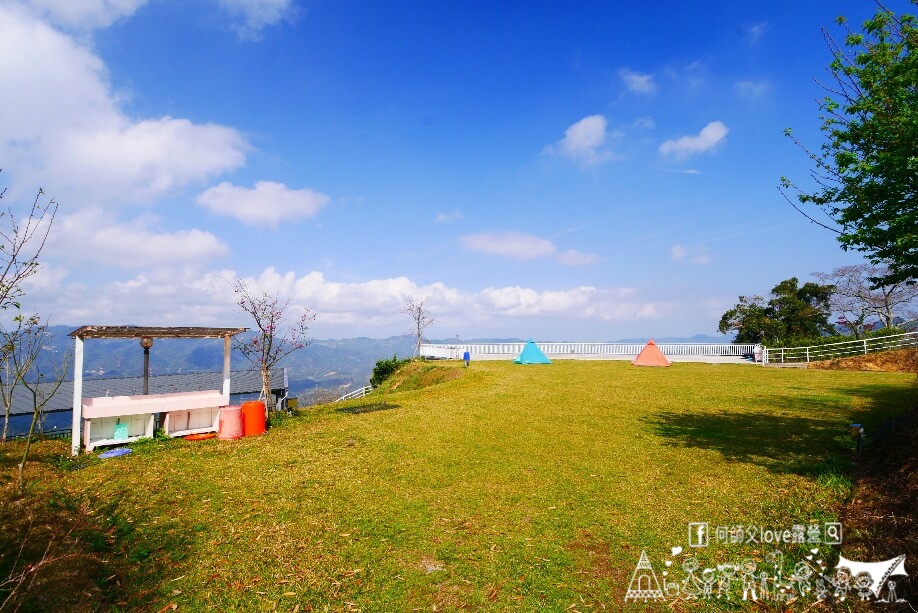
[807,348,918,373]
[565,532,632,605]
[836,406,917,610]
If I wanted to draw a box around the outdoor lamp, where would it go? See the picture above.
[140,336,154,395]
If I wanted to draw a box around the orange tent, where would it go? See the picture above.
[632,339,671,367]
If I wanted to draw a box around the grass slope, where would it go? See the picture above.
[1,360,914,611]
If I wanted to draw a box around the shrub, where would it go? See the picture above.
[370,355,410,387]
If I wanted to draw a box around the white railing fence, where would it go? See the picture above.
[335,386,373,402]
[762,331,918,364]
[420,342,757,359]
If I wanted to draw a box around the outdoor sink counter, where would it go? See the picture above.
[69,326,248,455]
[82,390,229,451]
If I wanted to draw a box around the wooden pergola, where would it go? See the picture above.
[69,326,247,455]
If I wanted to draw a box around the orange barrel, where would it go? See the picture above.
[241,400,266,436]
[217,406,243,440]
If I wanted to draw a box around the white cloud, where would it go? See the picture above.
[670,244,710,265]
[0,6,250,204]
[544,115,613,166]
[746,22,770,44]
[460,232,556,260]
[459,232,596,266]
[242,269,654,325]
[556,249,599,266]
[633,116,656,130]
[48,208,230,267]
[197,181,331,227]
[218,0,297,39]
[619,68,657,94]
[435,210,463,223]
[24,265,669,334]
[734,80,771,99]
[659,121,728,160]
[10,0,148,30]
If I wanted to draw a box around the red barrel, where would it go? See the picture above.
[218,406,243,440]
[241,400,266,436]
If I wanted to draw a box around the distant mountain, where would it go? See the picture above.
[33,327,417,405]
[27,328,738,407]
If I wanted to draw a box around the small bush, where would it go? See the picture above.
[370,355,410,387]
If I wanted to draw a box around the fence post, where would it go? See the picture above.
[863,340,868,355]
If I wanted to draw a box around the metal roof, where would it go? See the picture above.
[69,326,248,339]
[2,368,287,416]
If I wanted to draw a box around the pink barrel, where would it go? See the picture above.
[217,406,243,440]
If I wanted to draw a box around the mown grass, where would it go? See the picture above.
[1,360,914,611]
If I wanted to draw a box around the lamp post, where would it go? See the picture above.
[140,336,154,395]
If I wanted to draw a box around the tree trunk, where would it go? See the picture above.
[17,398,41,496]
[261,366,275,417]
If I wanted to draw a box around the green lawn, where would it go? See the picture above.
[2,360,914,611]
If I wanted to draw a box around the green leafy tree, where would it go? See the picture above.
[717,295,783,344]
[719,277,834,345]
[781,3,918,286]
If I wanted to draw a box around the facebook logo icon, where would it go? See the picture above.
[689,522,709,547]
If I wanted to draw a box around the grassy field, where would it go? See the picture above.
[1,360,915,611]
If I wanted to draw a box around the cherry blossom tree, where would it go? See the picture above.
[233,279,313,414]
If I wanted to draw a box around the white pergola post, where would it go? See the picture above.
[222,334,231,398]
[71,335,84,456]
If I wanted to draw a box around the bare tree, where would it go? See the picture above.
[0,175,58,440]
[0,175,58,313]
[13,320,69,494]
[813,264,918,336]
[233,279,313,415]
[0,315,35,441]
[403,297,433,357]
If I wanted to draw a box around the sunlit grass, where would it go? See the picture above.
[4,360,914,611]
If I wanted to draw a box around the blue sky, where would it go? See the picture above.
[0,0,901,340]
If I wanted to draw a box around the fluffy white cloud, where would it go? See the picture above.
[619,68,657,94]
[659,121,728,160]
[197,181,331,227]
[10,0,148,30]
[435,210,463,223]
[25,264,670,335]
[544,115,613,166]
[218,0,297,39]
[734,80,771,98]
[229,269,655,326]
[0,6,249,203]
[47,208,230,267]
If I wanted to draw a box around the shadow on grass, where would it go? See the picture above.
[335,402,400,415]
[643,410,848,478]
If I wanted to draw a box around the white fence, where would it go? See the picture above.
[762,331,918,364]
[420,342,757,359]
[335,386,372,402]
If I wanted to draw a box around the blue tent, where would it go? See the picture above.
[513,340,552,364]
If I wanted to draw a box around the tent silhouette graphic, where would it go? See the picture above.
[513,340,552,364]
[632,339,671,367]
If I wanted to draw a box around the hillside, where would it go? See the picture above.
[1,360,914,610]
[807,348,918,373]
